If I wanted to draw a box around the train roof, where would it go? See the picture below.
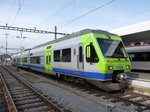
[33,29,118,49]
[11,29,118,56]
[126,45,150,53]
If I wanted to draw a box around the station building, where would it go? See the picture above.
[110,20,150,45]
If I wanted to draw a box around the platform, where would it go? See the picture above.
[127,72,150,88]
[126,72,150,96]
[129,72,150,80]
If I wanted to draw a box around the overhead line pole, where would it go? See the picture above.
[4,33,9,57]
[0,25,69,36]
[55,26,57,40]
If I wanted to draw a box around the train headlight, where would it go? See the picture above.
[108,66,113,70]
[126,65,130,69]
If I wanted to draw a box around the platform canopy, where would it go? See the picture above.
[110,20,150,44]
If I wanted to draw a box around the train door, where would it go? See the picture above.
[78,44,84,71]
[45,47,52,74]
[20,54,23,67]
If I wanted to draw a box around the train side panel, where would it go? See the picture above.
[126,45,150,71]
[28,46,45,73]
[21,50,30,69]
[52,36,86,77]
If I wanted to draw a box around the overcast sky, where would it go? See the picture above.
[0,0,150,54]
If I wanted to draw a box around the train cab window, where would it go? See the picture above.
[62,48,71,62]
[54,50,60,62]
[79,46,83,62]
[86,43,99,63]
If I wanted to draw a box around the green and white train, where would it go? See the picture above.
[12,29,131,91]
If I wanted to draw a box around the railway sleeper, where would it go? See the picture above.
[141,100,150,105]
[15,98,41,106]
[11,93,35,98]
[10,88,32,92]
[133,98,146,102]
[123,96,138,99]
[11,91,33,95]
[23,105,50,112]
[13,95,38,101]
[17,102,46,110]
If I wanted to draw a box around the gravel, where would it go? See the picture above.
[35,82,110,112]
[9,66,150,112]
[0,84,9,112]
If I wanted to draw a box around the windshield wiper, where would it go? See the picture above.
[106,55,127,58]
[105,56,114,58]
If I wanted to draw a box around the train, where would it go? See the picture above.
[126,45,150,71]
[11,29,131,91]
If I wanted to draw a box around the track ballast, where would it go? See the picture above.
[0,66,64,112]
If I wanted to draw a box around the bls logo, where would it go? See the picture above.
[116,66,123,69]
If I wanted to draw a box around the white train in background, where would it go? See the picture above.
[126,45,150,71]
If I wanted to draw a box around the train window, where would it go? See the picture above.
[49,56,51,63]
[86,43,99,63]
[35,57,40,64]
[30,56,40,64]
[23,57,27,63]
[17,58,20,62]
[54,50,60,62]
[62,48,71,62]
[46,55,50,65]
[129,52,150,61]
[40,56,44,65]
[79,46,83,62]
[128,54,135,61]
[46,56,48,64]
[14,58,16,62]
[30,57,33,64]
[97,38,127,58]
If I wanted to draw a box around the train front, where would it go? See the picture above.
[86,34,131,91]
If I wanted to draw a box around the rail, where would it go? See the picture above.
[0,66,64,112]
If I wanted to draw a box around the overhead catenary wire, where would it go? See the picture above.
[6,0,17,25]
[94,9,150,29]
[36,0,76,28]
[11,0,25,26]
[73,0,76,21]
[58,0,116,29]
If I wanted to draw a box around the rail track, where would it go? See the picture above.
[74,86,150,111]
[0,66,64,112]
[0,78,9,112]
[5,65,150,112]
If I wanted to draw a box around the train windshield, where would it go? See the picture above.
[97,38,127,58]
